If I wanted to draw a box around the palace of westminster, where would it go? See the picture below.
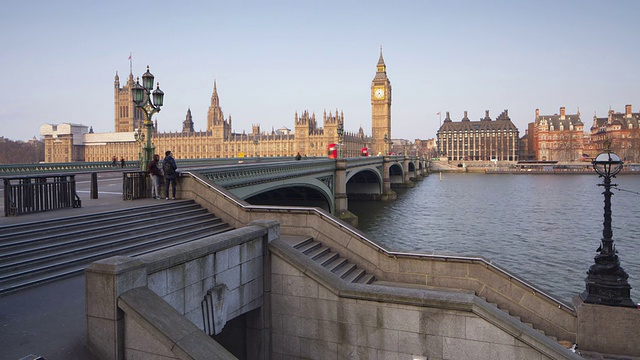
[40,51,640,164]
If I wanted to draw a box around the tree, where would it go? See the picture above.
[0,137,45,164]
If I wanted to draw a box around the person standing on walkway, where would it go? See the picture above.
[163,150,178,200]
[147,154,162,199]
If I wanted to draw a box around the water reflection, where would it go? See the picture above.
[349,173,640,304]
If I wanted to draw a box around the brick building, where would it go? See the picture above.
[529,107,584,161]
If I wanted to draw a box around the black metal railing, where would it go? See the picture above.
[123,171,147,200]
[3,175,81,216]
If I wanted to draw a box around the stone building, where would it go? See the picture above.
[41,51,395,163]
[589,105,640,162]
[528,107,584,162]
[436,110,520,162]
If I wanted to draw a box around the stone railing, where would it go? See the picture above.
[177,171,577,343]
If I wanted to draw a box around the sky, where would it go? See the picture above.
[1,0,639,142]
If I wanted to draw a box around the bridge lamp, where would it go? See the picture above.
[384,133,388,155]
[337,122,344,159]
[580,142,635,307]
[133,128,145,163]
[131,65,164,171]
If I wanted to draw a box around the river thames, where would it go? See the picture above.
[349,172,640,305]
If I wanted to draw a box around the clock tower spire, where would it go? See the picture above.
[371,47,391,155]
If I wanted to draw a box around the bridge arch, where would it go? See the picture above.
[389,162,404,184]
[236,182,334,213]
[345,168,383,195]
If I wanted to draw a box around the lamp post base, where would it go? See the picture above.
[581,258,636,308]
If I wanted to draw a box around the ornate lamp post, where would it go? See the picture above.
[131,65,164,171]
[581,142,635,307]
[253,139,258,157]
[133,128,145,163]
[337,121,344,159]
[384,133,388,155]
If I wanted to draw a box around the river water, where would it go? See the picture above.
[348,172,640,304]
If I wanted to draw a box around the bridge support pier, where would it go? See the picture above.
[382,156,397,201]
[335,159,358,227]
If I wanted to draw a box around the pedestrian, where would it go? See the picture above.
[147,154,162,199]
[112,156,117,168]
[295,152,302,160]
[120,157,125,168]
[163,150,178,200]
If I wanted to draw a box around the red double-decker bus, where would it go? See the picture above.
[327,144,337,159]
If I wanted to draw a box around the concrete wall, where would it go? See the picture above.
[86,221,279,360]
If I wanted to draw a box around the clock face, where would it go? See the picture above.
[374,88,384,99]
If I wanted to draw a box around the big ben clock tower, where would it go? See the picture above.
[371,48,391,155]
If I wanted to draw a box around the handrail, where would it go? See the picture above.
[185,170,574,312]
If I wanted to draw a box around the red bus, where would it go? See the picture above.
[327,144,337,159]
[361,147,369,157]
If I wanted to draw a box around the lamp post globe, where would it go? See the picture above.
[581,142,635,307]
[132,65,164,171]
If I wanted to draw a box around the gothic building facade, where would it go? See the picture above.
[41,52,393,163]
[436,110,520,162]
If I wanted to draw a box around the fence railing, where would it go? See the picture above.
[123,171,148,200]
[3,175,81,216]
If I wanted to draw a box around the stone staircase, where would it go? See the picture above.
[280,235,376,284]
[281,234,572,349]
[0,200,233,295]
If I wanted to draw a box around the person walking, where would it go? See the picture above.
[163,150,178,200]
[147,154,162,199]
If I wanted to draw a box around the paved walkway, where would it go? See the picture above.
[0,193,162,360]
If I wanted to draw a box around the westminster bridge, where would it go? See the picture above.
[2,155,428,225]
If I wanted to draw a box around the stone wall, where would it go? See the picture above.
[86,221,279,360]
[269,244,579,360]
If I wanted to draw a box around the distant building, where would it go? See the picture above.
[589,105,640,162]
[529,107,584,162]
[40,51,400,163]
[436,110,520,162]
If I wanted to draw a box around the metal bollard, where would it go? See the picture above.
[90,172,98,199]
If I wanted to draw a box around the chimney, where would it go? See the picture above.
[626,104,632,116]
[560,107,566,120]
[535,109,540,119]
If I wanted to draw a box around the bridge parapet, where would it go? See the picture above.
[86,220,279,360]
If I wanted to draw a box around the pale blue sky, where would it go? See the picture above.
[1,0,639,142]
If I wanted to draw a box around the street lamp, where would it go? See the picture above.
[580,142,635,307]
[133,128,145,163]
[253,139,258,157]
[337,122,344,159]
[132,65,164,171]
[383,133,388,155]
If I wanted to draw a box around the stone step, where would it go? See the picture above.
[333,262,356,278]
[297,240,322,254]
[0,201,233,296]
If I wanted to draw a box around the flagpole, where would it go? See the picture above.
[129,52,132,74]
